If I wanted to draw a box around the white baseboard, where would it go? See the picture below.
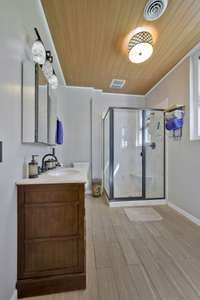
[10,289,17,300]
[103,193,110,205]
[109,199,167,208]
[168,202,200,226]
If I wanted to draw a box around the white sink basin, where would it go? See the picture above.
[46,168,80,177]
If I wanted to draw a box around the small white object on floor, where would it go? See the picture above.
[124,207,162,222]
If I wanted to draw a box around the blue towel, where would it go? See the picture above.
[166,117,183,131]
[56,118,64,144]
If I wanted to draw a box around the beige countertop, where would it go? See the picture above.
[16,167,87,185]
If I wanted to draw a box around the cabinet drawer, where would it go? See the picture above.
[25,202,80,239]
[23,237,84,278]
[23,184,84,204]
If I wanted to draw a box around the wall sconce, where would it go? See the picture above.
[32,28,58,89]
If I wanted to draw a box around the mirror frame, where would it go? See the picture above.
[21,61,37,144]
[35,63,49,144]
[47,93,57,146]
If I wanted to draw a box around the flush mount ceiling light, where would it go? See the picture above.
[128,31,153,63]
[144,0,168,21]
[31,40,46,65]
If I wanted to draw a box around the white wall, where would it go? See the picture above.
[0,1,64,299]
[58,86,94,168]
[146,58,200,220]
[58,86,145,184]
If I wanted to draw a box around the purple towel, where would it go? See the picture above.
[56,118,64,144]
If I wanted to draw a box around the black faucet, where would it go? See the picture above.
[41,148,59,172]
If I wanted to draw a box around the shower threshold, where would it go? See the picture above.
[104,195,167,208]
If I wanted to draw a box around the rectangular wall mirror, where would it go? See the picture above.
[22,62,58,145]
[21,61,36,143]
[36,64,48,144]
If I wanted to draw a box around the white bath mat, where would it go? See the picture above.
[124,207,162,222]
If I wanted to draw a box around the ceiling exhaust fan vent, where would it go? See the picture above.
[110,79,126,89]
[144,0,168,21]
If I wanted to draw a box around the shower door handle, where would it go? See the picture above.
[149,142,156,149]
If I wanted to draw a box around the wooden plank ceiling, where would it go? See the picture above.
[42,0,200,94]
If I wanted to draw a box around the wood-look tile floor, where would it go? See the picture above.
[24,196,200,300]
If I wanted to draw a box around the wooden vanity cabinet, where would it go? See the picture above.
[17,183,86,298]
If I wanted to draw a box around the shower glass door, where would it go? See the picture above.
[144,110,165,199]
[103,111,110,197]
[113,109,143,198]
[103,107,165,201]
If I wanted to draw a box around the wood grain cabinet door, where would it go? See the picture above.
[25,202,79,239]
[18,183,85,279]
[24,237,84,278]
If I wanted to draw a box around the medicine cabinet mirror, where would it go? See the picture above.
[21,61,36,143]
[36,64,48,144]
[22,61,57,145]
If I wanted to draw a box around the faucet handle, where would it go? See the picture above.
[38,166,42,174]
[52,147,55,156]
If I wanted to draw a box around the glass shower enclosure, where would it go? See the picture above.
[103,107,165,201]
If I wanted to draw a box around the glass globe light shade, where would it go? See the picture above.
[49,74,58,89]
[128,42,153,63]
[31,40,46,65]
[42,60,53,79]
